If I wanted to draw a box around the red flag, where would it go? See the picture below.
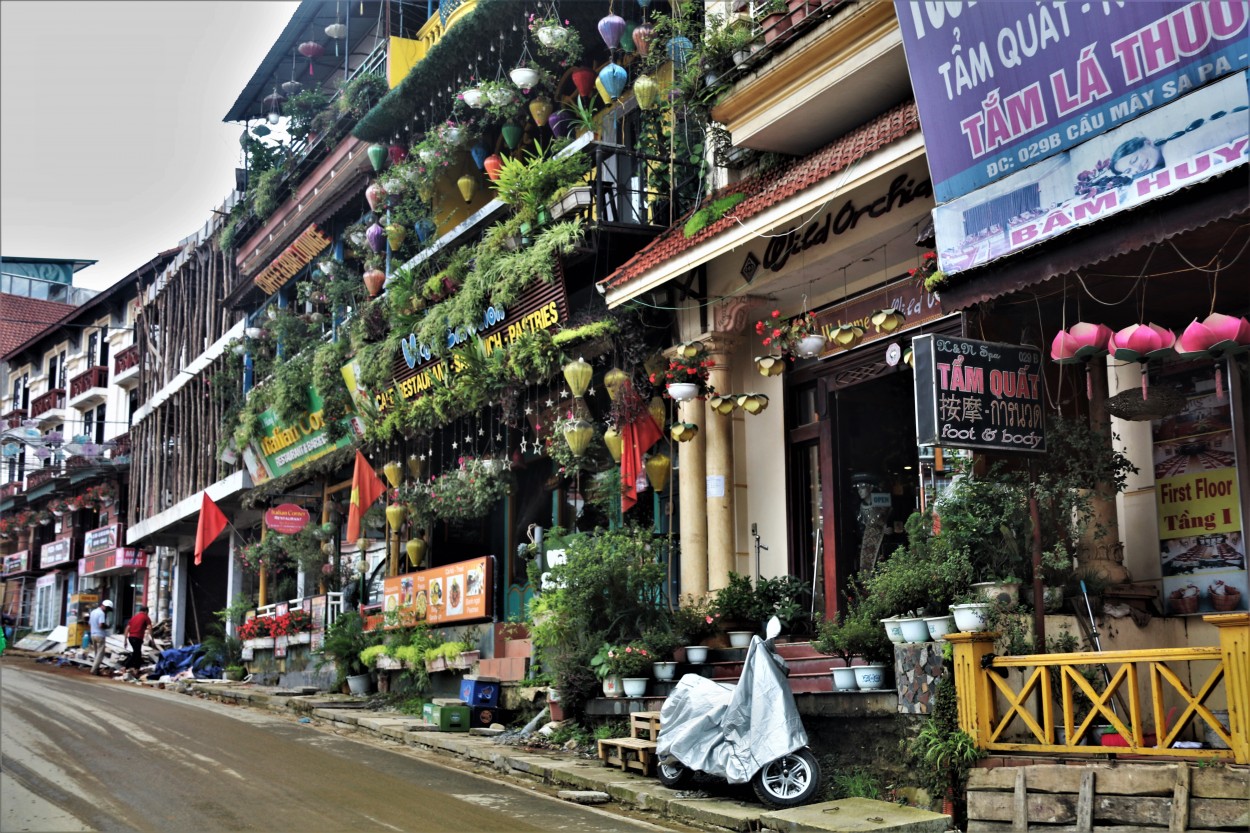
[346,450,385,542]
[194,493,228,566]
[620,385,664,514]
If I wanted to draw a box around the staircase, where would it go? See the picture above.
[697,641,850,694]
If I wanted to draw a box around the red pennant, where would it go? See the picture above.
[194,493,228,566]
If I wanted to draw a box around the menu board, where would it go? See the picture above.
[1154,361,1247,616]
[381,556,493,626]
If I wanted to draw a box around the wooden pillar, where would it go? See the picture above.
[258,526,268,607]
[1206,613,1250,764]
[704,335,738,592]
[947,631,998,746]
[678,396,708,599]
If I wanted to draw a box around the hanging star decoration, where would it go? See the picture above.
[545,398,554,407]
[419,453,427,460]
[478,427,484,436]
[452,441,458,449]
[495,434,502,442]
[587,386,596,397]
[525,406,533,415]
[521,438,529,453]
[560,388,570,399]
[466,434,474,445]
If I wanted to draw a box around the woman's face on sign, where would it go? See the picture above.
[1114,142,1161,177]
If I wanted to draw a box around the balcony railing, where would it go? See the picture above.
[0,481,22,500]
[110,432,131,460]
[69,366,108,398]
[29,389,64,418]
[950,613,1249,764]
[2,408,26,429]
[26,467,60,490]
[114,344,140,376]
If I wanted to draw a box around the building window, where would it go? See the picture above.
[83,403,106,444]
[34,578,60,632]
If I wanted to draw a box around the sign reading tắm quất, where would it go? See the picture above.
[913,335,1045,453]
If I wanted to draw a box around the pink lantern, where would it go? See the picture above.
[1175,313,1250,399]
[1050,322,1112,399]
[1110,323,1175,400]
[298,41,325,75]
[365,182,388,211]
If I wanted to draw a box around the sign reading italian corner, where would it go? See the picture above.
[242,386,365,486]
[913,335,1045,453]
[265,504,311,534]
[380,556,493,626]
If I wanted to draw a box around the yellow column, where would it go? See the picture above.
[678,396,708,599]
[704,335,737,592]
[1206,613,1249,764]
[258,526,268,607]
[947,631,998,745]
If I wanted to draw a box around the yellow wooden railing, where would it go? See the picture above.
[949,613,1248,764]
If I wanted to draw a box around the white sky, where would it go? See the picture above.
[1,1,298,290]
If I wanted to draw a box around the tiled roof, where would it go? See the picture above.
[0,294,75,357]
[600,100,920,291]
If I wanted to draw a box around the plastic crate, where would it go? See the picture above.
[430,704,469,732]
[459,675,501,708]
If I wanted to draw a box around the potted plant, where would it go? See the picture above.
[711,572,758,631]
[908,679,982,819]
[671,594,720,662]
[652,342,715,402]
[317,611,382,694]
[282,88,331,144]
[812,610,881,691]
[592,642,652,698]
[755,309,825,360]
[528,9,583,64]
[910,251,947,293]
[641,626,682,680]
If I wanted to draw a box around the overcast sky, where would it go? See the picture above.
[1,1,297,290]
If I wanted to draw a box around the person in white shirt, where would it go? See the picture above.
[89,599,113,676]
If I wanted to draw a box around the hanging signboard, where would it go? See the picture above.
[1153,361,1247,616]
[375,556,494,627]
[265,504,311,535]
[243,387,365,486]
[2,551,30,576]
[913,335,1045,453]
[83,524,123,556]
[79,548,148,577]
[40,538,74,568]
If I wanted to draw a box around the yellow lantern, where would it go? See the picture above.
[634,74,659,111]
[528,98,553,127]
[385,504,407,528]
[457,174,478,203]
[677,341,703,359]
[563,357,593,399]
[603,426,623,462]
[648,397,666,431]
[406,453,428,480]
[670,422,699,442]
[603,367,628,401]
[871,307,906,333]
[382,460,403,488]
[831,323,865,350]
[708,395,737,415]
[736,394,770,415]
[562,418,594,457]
[406,538,427,568]
[594,76,611,104]
[755,355,785,377]
[903,346,914,367]
[645,452,671,493]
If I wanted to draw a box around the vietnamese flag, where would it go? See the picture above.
[619,382,664,513]
[194,493,228,566]
[346,450,385,542]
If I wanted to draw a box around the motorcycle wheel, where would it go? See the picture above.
[656,758,695,789]
[751,747,822,808]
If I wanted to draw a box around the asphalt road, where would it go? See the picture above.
[0,659,676,833]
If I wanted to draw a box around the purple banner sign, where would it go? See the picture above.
[894,1,1249,203]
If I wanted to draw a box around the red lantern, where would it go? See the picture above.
[298,41,325,75]
[483,153,504,182]
[388,144,408,165]
[632,22,655,57]
[571,67,595,98]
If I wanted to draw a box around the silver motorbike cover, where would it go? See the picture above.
[657,636,808,784]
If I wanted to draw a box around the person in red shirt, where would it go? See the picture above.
[122,606,151,681]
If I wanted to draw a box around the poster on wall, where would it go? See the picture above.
[379,556,493,627]
[309,594,327,652]
[1153,360,1247,615]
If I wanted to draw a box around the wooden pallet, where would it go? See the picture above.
[597,736,658,775]
[631,711,662,741]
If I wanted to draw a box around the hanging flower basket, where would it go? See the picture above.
[510,66,540,91]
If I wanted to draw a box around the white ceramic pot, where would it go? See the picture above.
[853,664,888,690]
[537,26,569,47]
[652,661,677,681]
[727,630,754,648]
[461,88,484,108]
[973,580,1021,608]
[796,334,827,358]
[831,666,858,691]
[881,618,906,644]
[667,382,699,402]
[346,673,372,695]
[897,617,930,643]
[602,675,623,698]
[950,602,991,632]
[622,677,648,697]
[924,615,957,641]
[510,67,540,90]
[683,645,709,664]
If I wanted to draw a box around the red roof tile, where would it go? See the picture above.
[0,294,75,357]
[600,101,920,291]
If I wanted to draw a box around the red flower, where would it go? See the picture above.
[771,310,781,318]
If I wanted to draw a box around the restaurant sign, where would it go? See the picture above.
[79,548,148,577]
[40,538,73,568]
[2,550,29,576]
[253,224,332,294]
[913,335,1045,453]
[83,523,124,556]
[265,503,311,535]
[243,387,365,486]
[377,556,494,627]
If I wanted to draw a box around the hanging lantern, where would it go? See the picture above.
[594,76,612,105]
[599,62,627,100]
[298,40,325,75]
[598,13,626,49]
[645,452,671,493]
[325,20,347,40]
[708,395,737,416]
[1110,323,1176,400]
[469,140,490,170]
[634,74,659,111]
[363,268,386,297]
[388,144,408,165]
[830,323,865,350]
[632,21,655,57]
[252,124,272,138]
[367,143,388,172]
[604,367,629,401]
[619,21,638,52]
[366,222,387,254]
[407,453,428,480]
[736,394,770,415]
[603,426,623,462]
[562,419,594,458]
[1050,322,1113,399]
[385,504,407,528]
[501,124,523,149]
[383,460,404,487]
[1175,313,1250,400]
[563,357,593,398]
[457,174,478,203]
[414,219,436,243]
[529,98,554,127]
[670,422,699,442]
[483,153,505,181]
[406,538,427,568]
[365,181,388,211]
[648,397,666,430]
[548,110,572,138]
[636,0,652,7]
[667,35,693,68]
[263,89,286,125]
[677,341,703,358]
[755,356,785,377]
[281,80,303,96]
[571,66,596,98]
[385,223,407,251]
[871,308,906,333]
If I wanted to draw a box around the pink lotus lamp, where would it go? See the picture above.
[1175,313,1250,399]
[1110,323,1175,400]
[1050,322,1112,398]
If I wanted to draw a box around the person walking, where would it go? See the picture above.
[89,599,113,676]
[122,606,151,681]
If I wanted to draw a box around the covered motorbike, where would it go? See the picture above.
[656,617,822,808]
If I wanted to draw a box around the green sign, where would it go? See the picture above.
[245,387,363,485]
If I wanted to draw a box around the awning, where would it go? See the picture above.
[599,101,921,307]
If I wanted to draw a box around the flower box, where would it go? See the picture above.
[375,655,402,671]
[249,637,275,649]
[291,632,312,644]
[548,186,593,220]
